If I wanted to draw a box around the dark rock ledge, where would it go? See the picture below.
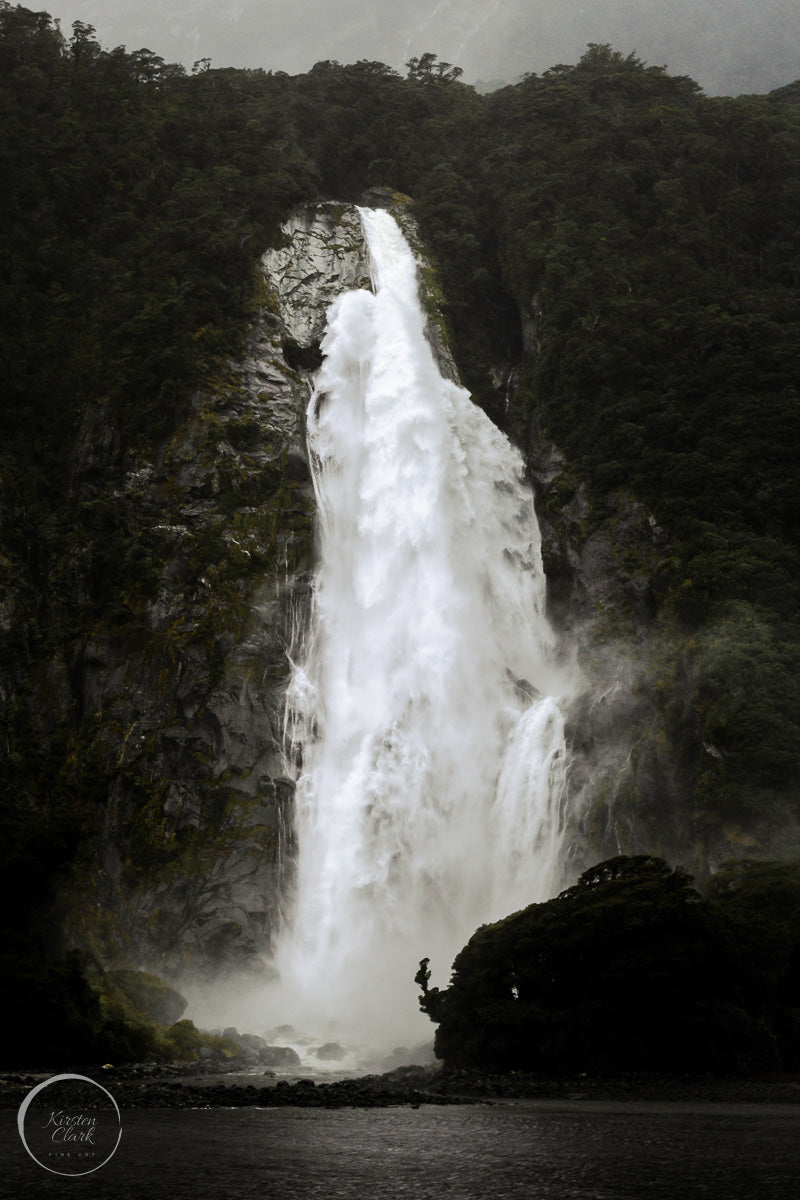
[2,1063,800,1110]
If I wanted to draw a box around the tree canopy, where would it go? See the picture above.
[418,856,800,1073]
[2,6,800,1064]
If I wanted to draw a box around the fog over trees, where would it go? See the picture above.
[46,0,800,96]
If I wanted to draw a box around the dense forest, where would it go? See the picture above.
[1,2,799,1064]
[417,856,800,1073]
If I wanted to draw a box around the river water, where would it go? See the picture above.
[3,1101,799,1199]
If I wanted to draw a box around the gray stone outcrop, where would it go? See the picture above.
[47,203,373,979]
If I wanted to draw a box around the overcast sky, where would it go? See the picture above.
[46,0,800,95]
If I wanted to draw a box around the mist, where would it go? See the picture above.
[47,0,800,95]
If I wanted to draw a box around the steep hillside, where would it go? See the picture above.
[2,7,799,1057]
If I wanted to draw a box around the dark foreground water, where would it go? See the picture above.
[3,1101,799,1200]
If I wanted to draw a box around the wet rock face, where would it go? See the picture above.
[522,408,685,874]
[260,1044,302,1068]
[263,203,372,348]
[316,1041,346,1061]
[538,478,671,637]
[107,969,188,1025]
[44,203,372,980]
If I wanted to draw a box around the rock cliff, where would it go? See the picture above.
[1,202,375,981]
[515,381,728,879]
[0,195,730,988]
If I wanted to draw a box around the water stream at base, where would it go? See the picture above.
[269,207,572,1056]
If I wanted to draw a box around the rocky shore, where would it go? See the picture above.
[3,1060,800,1111]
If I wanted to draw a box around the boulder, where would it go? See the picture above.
[237,1032,268,1053]
[108,969,187,1025]
[315,1041,345,1061]
[259,1045,302,1067]
[268,1024,298,1040]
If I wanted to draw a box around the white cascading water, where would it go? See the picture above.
[274,208,569,1052]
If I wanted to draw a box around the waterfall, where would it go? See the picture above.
[275,208,569,1051]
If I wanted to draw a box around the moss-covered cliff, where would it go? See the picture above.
[1,199,374,988]
[2,12,799,1061]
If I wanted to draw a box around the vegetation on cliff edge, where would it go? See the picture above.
[1,5,799,1043]
[417,856,800,1074]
